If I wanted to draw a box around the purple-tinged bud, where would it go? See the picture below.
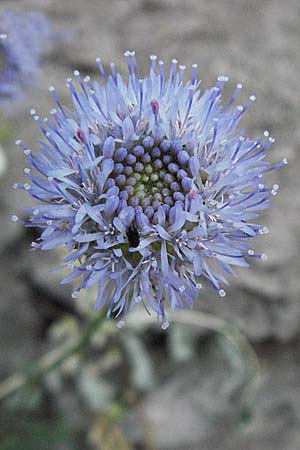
[151,99,159,116]
[123,165,133,176]
[105,196,119,215]
[151,146,161,158]
[103,136,115,158]
[168,162,179,174]
[152,200,161,210]
[119,205,135,226]
[142,136,154,148]
[113,163,124,174]
[145,206,154,219]
[127,176,136,186]
[115,147,127,162]
[141,153,151,164]
[177,150,189,165]
[170,181,180,192]
[77,128,87,143]
[115,174,126,186]
[173,192,185,202]
[181,176,193,192]
[165,173,175,184]
[133,145,144,157]
[126,154,136,165]
[119,190,128,201]
[124,184,134,194]
[135,211,150,229]
[105,178,115,189]
[164,196,174,206]
[153,159,163,170]
[177,169,188,181]
[171,140,182,153]
[160,139,171,152]
[122,117,135,141]
[128,196,139,207]
[134,162,144,172]
[163,155,172,165]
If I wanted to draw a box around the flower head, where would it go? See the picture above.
[0,9,51,99]
[13,51,286,328]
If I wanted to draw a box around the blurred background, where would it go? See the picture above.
[0,0,299,449]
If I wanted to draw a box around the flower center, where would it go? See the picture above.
[106,136,193,224]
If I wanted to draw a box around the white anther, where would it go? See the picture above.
[283,158,288,165]
[196,283,202,289]
[179,285,185,293]
[249,95,256,102]
[248,249,255,256]
[33,209,39,216]
[11,215,18,222]
[48,86,55,92]
[12,183,18,189]
[24,168,30,174]
[15,139,22,145]
[73,70,80,76]
[258,184,264,190]
[117,320,125,329]
[161,320,169,330]
[47,220,53,226]
[261,253,268,261]
[219,289,226,298]
[71,291,79,299]
[24,183,30,190]
[24,149,31,155]
[86,265,92,271]
[135,295,142,303]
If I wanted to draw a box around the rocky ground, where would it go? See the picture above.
[0,0,300,449]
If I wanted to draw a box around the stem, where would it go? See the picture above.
[0,312,105,402]
[172,310,259,374]
[170,310,261,410]
[128,309,260,394]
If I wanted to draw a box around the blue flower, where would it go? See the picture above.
[13,51,287,328]
[0,9,51,99]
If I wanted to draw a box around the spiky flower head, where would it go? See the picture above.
[0,9,51,99]
[13,51,286,328]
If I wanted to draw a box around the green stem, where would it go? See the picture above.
[0,312,105,402]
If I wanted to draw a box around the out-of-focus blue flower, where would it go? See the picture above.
[13,52,286,328]
[0,9,51,99]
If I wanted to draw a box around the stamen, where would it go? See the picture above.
[96,57,108,82]
[150,54,157,72]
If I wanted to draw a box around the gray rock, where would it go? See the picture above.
[122,337,300,450]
